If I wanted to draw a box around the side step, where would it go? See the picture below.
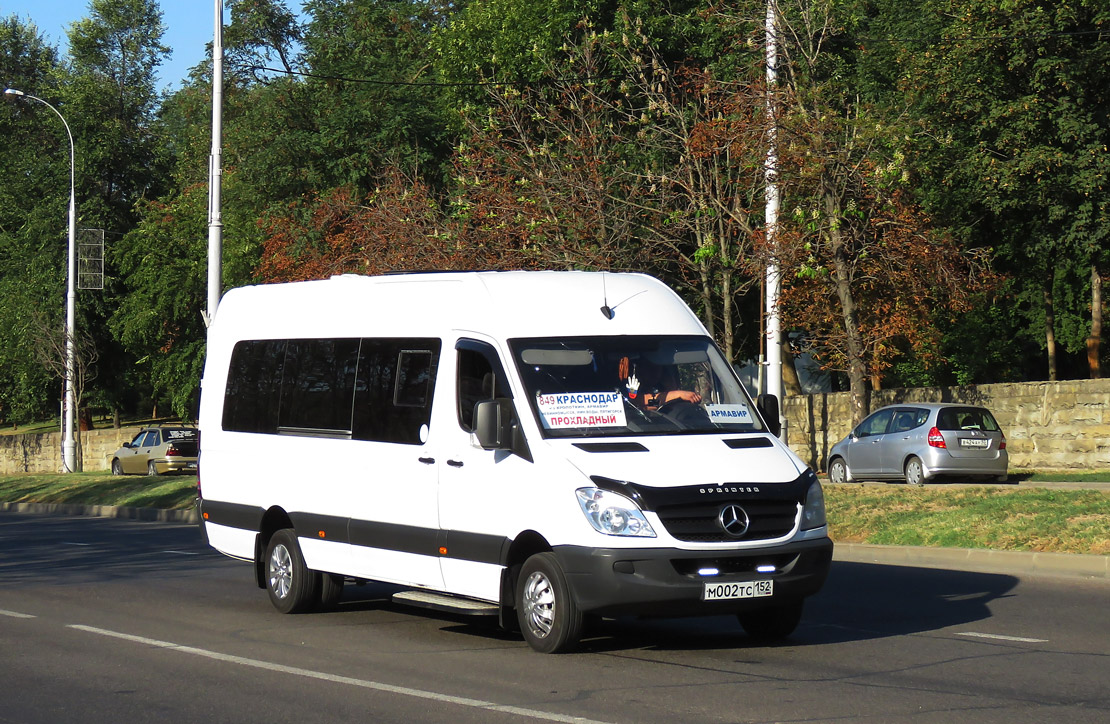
[391,590,499,616]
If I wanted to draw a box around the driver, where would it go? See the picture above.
[620,357,702,410]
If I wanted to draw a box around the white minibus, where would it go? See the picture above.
[197,271,832,652]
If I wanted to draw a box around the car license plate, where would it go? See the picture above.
[959,438,989,448]
[703,580,773,601]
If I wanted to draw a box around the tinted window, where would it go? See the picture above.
[278,338,361,433]
[223,340,286,433]
[225,337,440,442]
[889,408,928,434]
[457,341,511,432]
[857,409,894,437]
[352,339,441,444]
[937,407,1001,432]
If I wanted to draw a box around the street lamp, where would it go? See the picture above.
[5,88,79,473]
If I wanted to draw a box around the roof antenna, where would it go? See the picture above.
[600,272,614,319]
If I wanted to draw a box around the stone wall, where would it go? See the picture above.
[783,378,1110,473]
[4,378,1110,474]
[0,426,143,474]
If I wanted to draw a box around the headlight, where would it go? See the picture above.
[575,487,657,537]
[801,479,827,530]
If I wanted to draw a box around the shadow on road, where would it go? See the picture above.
[335,559,1020,654]
[3,512,1020,655]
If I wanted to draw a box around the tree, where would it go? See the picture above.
[0,15,69,424]
[885,0,1110,381]
[768,0,996,423]
[28,309,99,469]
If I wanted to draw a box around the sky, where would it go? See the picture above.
[3,0,230,92]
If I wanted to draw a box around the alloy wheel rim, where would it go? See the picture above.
[521,571,556,638]
[269,544,293,599]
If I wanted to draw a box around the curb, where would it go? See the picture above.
[835,542,1110,580]
[0,501,197,524]
[3,501,1107,581]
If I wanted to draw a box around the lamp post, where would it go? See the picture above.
[5,88,79,473]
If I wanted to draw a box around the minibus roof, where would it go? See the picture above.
[211,271,708,341]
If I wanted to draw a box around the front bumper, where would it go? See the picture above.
[553,536,833,617]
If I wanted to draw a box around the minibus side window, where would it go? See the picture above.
[223,339,286,433]
[456,341,510,432]
[278,338,361,435]
[352,338,440,444]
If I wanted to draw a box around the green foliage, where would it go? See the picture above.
[1,0,1107,430]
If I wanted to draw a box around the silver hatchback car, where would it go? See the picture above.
[827,403,1008,485]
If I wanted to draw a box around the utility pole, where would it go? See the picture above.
[764,0,784,433]
[206,0,224,326]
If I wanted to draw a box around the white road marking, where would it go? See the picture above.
[68,625,609,724]
[958,631,1048,643]
[0,609,36,619]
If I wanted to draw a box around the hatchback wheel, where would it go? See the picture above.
[111,459,123,476]
[147,461,160,476]
[904,456,925,486]
[828,457,850,484]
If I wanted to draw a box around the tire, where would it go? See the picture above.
[904,456,925,486]
[265,529,319,614]
[318,572,344,610]
[516,552,583,654]
[828,457,850,484]
[111,459,123,476]
[738,600,804,642]
[147,460,160,476]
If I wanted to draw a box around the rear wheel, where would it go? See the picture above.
[516,553,583,654]
[904,456,925,486]
[147,460,160,476]
[738,600,804,642]
[265,529,319,614]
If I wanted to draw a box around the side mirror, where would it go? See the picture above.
[756,394,781,437]
[122,442,132,449]
[474,399,514,451]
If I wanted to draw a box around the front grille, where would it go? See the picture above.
[656,499,799,542]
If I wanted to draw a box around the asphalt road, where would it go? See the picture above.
[1,511,1107,723]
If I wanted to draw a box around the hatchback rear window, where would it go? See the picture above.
[936,408,1000,432]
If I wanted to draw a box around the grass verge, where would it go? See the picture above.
[1,472,1108,556]
[825,485,1110,555]
[0,472,196,510]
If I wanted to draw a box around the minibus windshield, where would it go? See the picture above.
[509,335,766,438]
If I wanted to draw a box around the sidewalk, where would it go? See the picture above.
[4,500,1108,582]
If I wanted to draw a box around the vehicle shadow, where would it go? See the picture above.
[334,559,1020,654]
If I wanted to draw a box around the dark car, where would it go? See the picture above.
[110,426,198,476]
[827,403,1008,485]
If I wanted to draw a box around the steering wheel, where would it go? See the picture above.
[656,398,709,426]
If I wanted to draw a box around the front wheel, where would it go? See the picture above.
[265,529,319,614]
[516,553,583,654]
[904,456,926,486]
[111,459,123,476]
[738,600,804,642]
